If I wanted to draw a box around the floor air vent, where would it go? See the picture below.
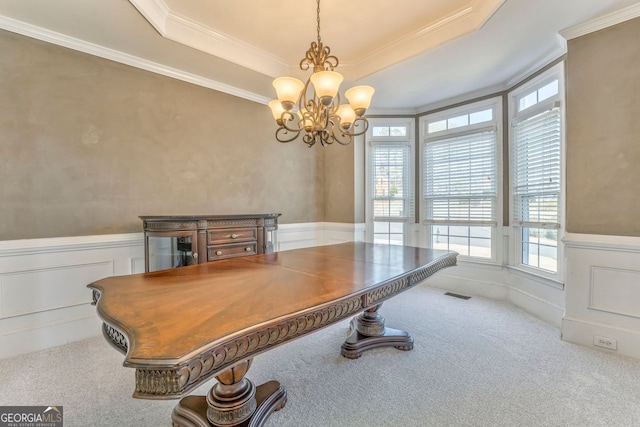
[444,292,471,300]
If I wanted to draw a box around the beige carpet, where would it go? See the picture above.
[1,285,639,427]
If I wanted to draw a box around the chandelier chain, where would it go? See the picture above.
[316,0,321,44]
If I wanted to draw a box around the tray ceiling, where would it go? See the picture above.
[0,0,638,112]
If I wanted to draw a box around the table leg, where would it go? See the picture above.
[341,303,414,359]
[171,359,287,427]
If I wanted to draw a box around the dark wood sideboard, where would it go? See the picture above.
[140,213,280,272]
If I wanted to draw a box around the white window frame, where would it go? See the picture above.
[419,97,503,263]
[508,62,565,283]
[365,118,415,245]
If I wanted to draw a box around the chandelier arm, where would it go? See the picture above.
[330,116,370,138]
[352,117,370,136]
[280,111,303,133]
[299,78,313,112]
[302,133,316,147]
[328,120,354,146]
[330,93,341,115]
[275,127,301,143]
[321,130,336,147]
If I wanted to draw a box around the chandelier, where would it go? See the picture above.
[268,0,375,148]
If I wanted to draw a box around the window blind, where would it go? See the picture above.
[423,129,497,225]
[512,107,561,228]
[370,143,414,221]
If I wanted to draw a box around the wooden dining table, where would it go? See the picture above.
[88,242,457,427]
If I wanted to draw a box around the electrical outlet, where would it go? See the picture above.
[593,335,617,350]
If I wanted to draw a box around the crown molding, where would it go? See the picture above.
[165,12,289,77]
[128,0,169,35]
[129,0,289,78]
[345,0,506,80]
[0,14,271,105]
[559,2,640,40]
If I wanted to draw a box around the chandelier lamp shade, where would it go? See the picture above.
[268,0,374,147]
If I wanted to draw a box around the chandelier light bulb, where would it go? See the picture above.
[268,100,286,123]
[273,77,304,111]
[310,71,344,106]
[336,104,356,128]
[345,86,375,116]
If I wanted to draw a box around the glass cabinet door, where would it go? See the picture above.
[265,228,277,253]
[146,231,198,272]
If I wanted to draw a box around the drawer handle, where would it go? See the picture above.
[245,247,252,252]
[193,252,198,259]
[223,233,241,239]
[215,250,222,256]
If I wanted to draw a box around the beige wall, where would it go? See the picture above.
[566,17,640,237]
[323,142,356,223]
[0,30,326,240]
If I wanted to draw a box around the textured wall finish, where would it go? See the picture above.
[323,142,356,223]
[0,30,325,240]
[566,18,640,237]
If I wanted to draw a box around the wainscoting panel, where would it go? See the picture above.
[562,233,640,359]
[131,257,146,275]
[0,261,113,318]
[590,266,640,318]
[0,233,144,359]
[277,222,365,252]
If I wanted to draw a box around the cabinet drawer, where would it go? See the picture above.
[208,242,257,260]
[208,227,257,245]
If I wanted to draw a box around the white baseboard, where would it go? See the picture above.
[508,287,564,328]
[0,311,102,359]
[562,317,640,359]
[425,261,563,327]
[426,270,508,300]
